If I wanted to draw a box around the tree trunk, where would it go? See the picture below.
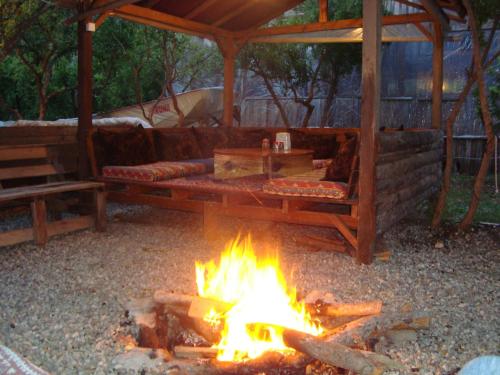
[431,49,499,228]
[166,81,185,127]
[258,70,291,128]
[320,77,336,128]
[459,0,496,229]
[431,75,475,227]
[300,101,315,128]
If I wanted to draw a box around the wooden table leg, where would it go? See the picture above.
[95,190,107,232]
[31,198,48,246]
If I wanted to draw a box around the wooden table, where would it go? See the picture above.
[214,148,313,179]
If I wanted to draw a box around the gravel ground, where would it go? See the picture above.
[0,204,498,374]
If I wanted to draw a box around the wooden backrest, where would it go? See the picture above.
[0,143,78,186]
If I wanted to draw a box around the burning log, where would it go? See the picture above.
[174,346,218,359]
[309,300,383,317]
[213,351,311,375]
[188,296,232,319]
[153,291,225,344]
[283,329,402,375]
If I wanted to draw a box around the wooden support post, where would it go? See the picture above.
[95,190,107,232]
[319,0,328,22]
[77,2,93,180]
[358,0,382,264]
[217,38,240,127]
[31,198,48,246]
[432,22,443,129]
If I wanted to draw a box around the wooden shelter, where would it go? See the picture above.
[56,0,467,264]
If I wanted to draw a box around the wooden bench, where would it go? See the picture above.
[0,143,106,247]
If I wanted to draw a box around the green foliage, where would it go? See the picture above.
[239,0,363,127]
[0,0,47,57]
[469,0,499,29]
[441,174,500,224]
[0,6,77,119]
[0,10,222,121]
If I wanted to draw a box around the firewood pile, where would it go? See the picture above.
[120,290,431,375]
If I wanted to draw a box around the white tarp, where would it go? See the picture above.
[99,87,224,127]
[4,117,152,127]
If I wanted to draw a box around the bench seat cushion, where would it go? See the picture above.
[263,169,348,200]
[102,159,213,183]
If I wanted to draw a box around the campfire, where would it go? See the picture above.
[195,235,323,361]
[120,235,431,374]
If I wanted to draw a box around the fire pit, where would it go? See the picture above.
[115,235,430,374]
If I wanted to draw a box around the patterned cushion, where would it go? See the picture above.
[102,159,212,182]
[263,169,348,199]
[0,345,50,375]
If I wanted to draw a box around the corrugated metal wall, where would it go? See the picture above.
[237,29,499,174]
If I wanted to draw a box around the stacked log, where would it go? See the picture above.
[120,291,432,374]
[376,130,442,234]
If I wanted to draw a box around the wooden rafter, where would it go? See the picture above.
[239,13,433,39]
[241,0,304,33]
[394,0,425,11]
[420,0,450,31]
[114,4,231,38]
[94,11,112,28]
[185,0,219,20]
[65,0,142,24]
[414,22,433,41]
[212,2,256,27]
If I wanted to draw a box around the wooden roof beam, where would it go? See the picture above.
[185,0,219,20]
[114,4,232,38]
[394,0,425,11]
[415,22,433,41]
[240,13,433,39]
[244,0,304,31]
[65,0,142,24]
[94,10,112,28]
[212,2,256,27]
[420,0,450,32]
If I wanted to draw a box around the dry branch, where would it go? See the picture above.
[174,346,218,359]
[319,301,383,317]
[324,311,431,347]
[283,329,402,375]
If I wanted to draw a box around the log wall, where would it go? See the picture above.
[376,129,442,234]
[0,126,78,145]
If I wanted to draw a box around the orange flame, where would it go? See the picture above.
[195,235,322,362]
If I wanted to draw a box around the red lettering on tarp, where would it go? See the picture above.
[152,103,171,114]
